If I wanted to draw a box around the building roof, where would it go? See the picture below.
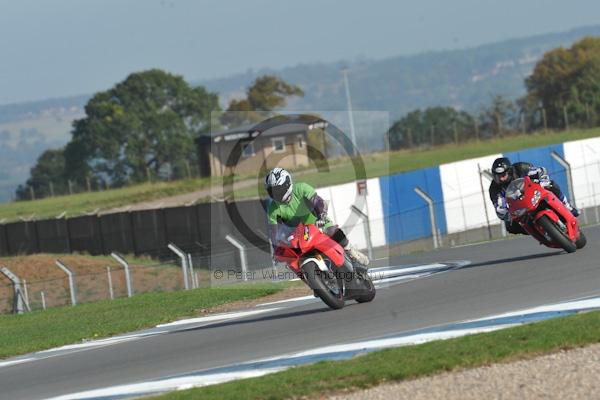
[195,114,328,145]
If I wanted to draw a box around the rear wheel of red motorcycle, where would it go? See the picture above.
[537,215,577,253]
[302,262,345,310]
[575,230,587,249]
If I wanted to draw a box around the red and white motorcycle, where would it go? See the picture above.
[505,176,586,253]
[274,223,376,309]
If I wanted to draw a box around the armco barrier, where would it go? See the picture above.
[0,199,274,261]
[131,209,167,256]
[6,220,38,254]
[379,166,447,243]
[164,206,200,248]
[1,137,599,259]
[99,212,135,255]
[0,223,10,255]
[67,215,104,255]
[36,218,70,253]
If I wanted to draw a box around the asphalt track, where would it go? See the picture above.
[1,225,599,399]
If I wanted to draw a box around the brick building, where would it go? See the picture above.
[195,115,327,177]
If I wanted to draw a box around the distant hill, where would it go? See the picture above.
[1,25,600,203]
[201,25,600,119]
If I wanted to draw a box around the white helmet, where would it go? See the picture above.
[265,168,293,203]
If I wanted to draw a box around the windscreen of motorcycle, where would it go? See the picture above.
[506,178,526,200]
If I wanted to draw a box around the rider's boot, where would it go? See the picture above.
[561,195,580,217]
[345,243,370,266]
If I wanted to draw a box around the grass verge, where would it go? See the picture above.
[0,178,214,221]
[155,309,600,400]
[2,127,600,221]
[0,281,292,359]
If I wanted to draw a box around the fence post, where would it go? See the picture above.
[1,266,30,313]
[168,243,190,289]
[40,291,46,310]
[478,164,493,240]
[106,266,114,299]
[23,279,29,307]
[56,259,77,306]
[414,187,439,249]
[480,167,506,237]
[187,253,197,289]
[550,151,576,208]
[110,252,134,297]
[350,205,374,261]
[225,234,248,281]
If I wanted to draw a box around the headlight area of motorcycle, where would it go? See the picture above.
[511,208,528,217]
[531,190,542,206]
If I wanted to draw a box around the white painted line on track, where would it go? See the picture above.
[0,262,467,372]
[46,368,287,400]
[52,295,600,400]
[0,357,35,368]
[256,262,467,307]
[156,307,282,327]
[0,307,283,370]
[258,295,317,307]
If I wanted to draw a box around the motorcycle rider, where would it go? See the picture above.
[489,157,579,234]
[265,167,370,265]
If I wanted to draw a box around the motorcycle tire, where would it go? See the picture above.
[354,267,376,303]
[575,230,587,249]
[537,215,577,253]
[302,261,345,310]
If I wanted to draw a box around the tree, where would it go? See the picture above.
[524,37,600,128]
[220,75,304,127]
[480,95,517,137]
[64,69,220,186]
[387,107,475,150]
[16,149,66,200]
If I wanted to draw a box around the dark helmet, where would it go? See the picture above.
[265,167,293,203]
[492,157,512,185]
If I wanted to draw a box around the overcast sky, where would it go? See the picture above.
[1,0,600,105]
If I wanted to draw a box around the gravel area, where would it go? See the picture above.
[327,343,600,400]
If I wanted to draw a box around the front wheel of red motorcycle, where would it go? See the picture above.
[302,262,345,310]
[354,267,376,303]
[537,215,577,253]
[575,230,587,249]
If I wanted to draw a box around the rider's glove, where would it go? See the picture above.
[496,195,510,221]
[496,205,510,221]
[539,174,551,188]
[315,213,329,228]
[527,166,547,182]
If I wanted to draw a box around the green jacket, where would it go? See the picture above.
[267,182,333,229]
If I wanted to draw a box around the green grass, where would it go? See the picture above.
[0,178,214,221]
[155,309,600,400]
[3,127,600,220]
[0,281,292,358]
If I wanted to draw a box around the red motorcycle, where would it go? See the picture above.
[274,223,376,309]
[505,176,586,253]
